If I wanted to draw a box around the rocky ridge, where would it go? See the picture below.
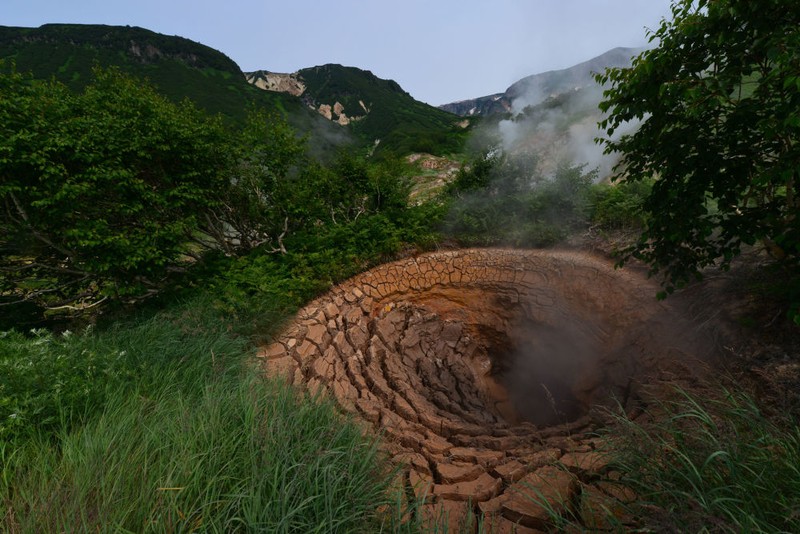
[245,68,369,125]
[245,70,306,96]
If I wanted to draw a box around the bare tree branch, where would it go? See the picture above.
[8,191,75,260]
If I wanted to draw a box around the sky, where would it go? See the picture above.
[4,0,675,106]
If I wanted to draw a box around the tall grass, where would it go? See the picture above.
[0,294,248,443]
[4,370,397,532]
[1,294,403,533]
[604,388,800,533]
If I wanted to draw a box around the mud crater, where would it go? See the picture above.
[259,249,716,530]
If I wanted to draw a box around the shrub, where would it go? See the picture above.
[588,179,652,229]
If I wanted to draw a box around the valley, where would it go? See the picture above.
[2,10,799,533]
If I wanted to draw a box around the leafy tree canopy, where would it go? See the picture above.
[0,66,231,314]
[0,65,416,322]
[597,0,800,294]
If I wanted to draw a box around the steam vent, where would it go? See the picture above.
[259,249,715,531]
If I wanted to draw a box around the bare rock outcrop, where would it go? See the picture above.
[244,71,306,96]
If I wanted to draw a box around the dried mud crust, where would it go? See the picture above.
[259,248,719,531]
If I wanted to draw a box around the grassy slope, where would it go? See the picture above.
[298,64,471,157]
[2,159,799,530]
[0,204,445,531]
[0,295,401,532]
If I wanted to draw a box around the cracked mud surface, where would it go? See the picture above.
[259,249,719,531]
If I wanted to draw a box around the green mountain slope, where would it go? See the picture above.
[247,64,473,157]
[1,24,468,158]
[0,24,303,122]
[0,24,349,157]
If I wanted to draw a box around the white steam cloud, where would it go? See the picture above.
[493,80,641,181]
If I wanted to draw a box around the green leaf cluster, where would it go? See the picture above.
[0,66,230,312]
[588,179,653,229]
[597,0,800,294]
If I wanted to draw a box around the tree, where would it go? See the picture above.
[0,66,231,315]
[200,110,307,255]
[443,148,595,247]
[596,0,800,295]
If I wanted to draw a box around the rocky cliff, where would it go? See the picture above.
[244,63,469,156]
[245,70,306,96]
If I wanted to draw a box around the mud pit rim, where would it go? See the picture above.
[258,248,717,530]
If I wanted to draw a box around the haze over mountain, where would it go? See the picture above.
[0,22,642,177]
[435,47,645,181]
[439,47,642,117]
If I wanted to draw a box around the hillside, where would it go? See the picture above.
[246,64,473,157]
[440,47,642,117]
[0,24,469,158]
[439,48,645,180]
[0,24,304,122]
[0,24,350,156]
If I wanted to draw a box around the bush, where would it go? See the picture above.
[442,152,595,247]
[0,66,231,313]
[588,179,652,229]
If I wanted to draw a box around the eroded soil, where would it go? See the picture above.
[258,248,723,532]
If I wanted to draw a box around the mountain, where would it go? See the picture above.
[245,64,471,157]
[0,24,307,124]
[438,93,511,117]
[439,47,642,117]
[0,24,466,158]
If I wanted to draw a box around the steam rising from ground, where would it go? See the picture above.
[496,83,618,180]
[502,318,594,426]
[485,67,643,182]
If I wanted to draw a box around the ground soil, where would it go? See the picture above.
[257,244,798,532]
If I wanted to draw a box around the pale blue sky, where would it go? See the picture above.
[4,0,674,105]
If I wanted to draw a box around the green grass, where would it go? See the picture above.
[0,295,248,443]
[1,294,407,532]
[591,388,800,533]
[3,368,398,532]
[0,206,445,532]
[514,387,800,532]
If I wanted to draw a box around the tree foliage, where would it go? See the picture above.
[200,110,306,255]
[597,0,800,293]
[0,65,416,320]
[444,150,595,247]
[0,66,231,313]
[201,119,412,257]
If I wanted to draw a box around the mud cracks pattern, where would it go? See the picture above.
[259,249,715,532]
